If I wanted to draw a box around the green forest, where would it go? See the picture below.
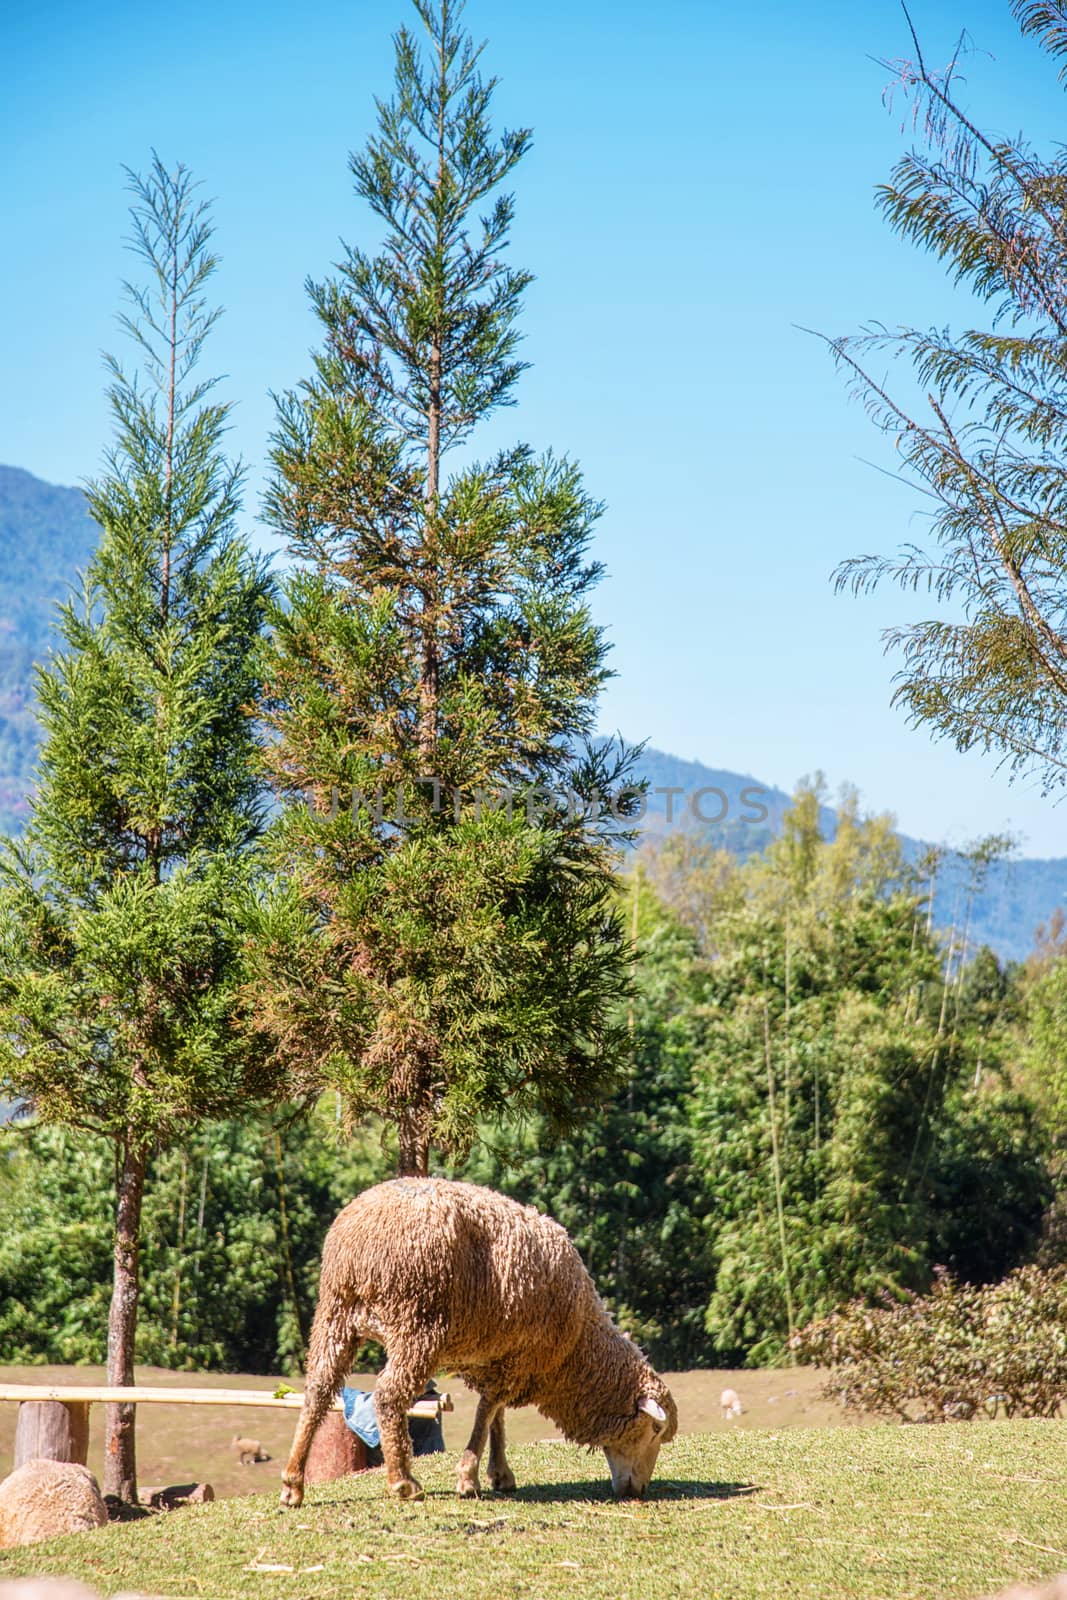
[3,792,1065,1376]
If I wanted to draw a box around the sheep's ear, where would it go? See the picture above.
[639,1396,667,1429]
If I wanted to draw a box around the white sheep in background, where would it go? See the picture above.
[720,1387,743,1419]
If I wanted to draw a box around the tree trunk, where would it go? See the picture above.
[105,1138,147,1502]
[420,333,441,768]
[397,1110,429,1178]
[14,1401,89,1469]
[305,1412,370,1483]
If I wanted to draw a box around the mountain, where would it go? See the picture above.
[628,746,1067,964]
[2,465,1064,962]
[0,465,97,834]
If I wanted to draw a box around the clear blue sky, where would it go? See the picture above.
[4,0,1066,857]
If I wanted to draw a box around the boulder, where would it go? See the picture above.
[0,1460,107,1550]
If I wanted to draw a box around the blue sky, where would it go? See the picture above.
[4,0,1067,857]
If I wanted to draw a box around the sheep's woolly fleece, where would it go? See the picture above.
[313,1178,677,1446]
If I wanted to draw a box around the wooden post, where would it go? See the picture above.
[304,1412,369,1484]
[14,1401,90,1470]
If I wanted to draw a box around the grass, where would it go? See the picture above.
[3,1422,1067,1599]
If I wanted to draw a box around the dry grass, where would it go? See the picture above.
[0,1364,862,1500]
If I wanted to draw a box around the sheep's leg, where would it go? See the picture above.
[487,1409,516,1493]
[375,1353,436,1502]
[456,1395,503,1498]
[280,1301,358,1509]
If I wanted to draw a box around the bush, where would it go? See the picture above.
[793,1265,1067,1421]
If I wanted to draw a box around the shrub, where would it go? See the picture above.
[793,1266,1067,1421]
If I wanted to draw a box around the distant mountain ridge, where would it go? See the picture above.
[0,465,98,833]
[2,464,1064,961]
[628,746,1067,963]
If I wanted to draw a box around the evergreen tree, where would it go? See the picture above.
[0,157,273,1501]
[252,0,638,1174]
[829,2,1067,791]
[465,871,717,1369]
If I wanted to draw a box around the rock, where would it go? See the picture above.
[0,1461,107,1549]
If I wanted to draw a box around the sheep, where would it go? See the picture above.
[230,1435,270,1465]
[0,1460,107,1549]
[280,1178,677,1505]
[720,1387,743,1419]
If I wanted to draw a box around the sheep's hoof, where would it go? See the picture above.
[489,1467,516,1493]
[279,1481,303,1510]
[389,1477,424,1502]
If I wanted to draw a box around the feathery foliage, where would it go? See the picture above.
[0,155,273,1499]
[829,1,1067,789]
[252,0,639,1174]
[464,870,717,1370]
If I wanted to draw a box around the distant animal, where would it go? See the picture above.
[231,1435,270,1465]
[0,1460,108,1549]
[280,1178,677,1505]
[720,1387,743,1419]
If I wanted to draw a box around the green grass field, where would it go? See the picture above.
[3,1421,1067,1599]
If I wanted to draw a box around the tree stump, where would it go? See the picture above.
[13,1401,90,1469]
[304,1412,369,1484]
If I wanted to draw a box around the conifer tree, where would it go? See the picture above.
[0,157,273,1502]
[829,1,1067,791]
[252,0,638,1175]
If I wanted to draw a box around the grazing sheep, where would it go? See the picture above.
[281,1178,677,1505]
[231,1435,270,1465]
[0,1460,107,1549]
[720,1387,743,1419]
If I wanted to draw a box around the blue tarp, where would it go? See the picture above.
[341,1387,381,1448]
[340,1386,446,1456]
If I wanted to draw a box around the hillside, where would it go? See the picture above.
[0,464,97,834]
[632,747,1067,963]
[2,465,1064,961]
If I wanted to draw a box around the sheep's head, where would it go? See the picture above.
[601,1391,677,1499]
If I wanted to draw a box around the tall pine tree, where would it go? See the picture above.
[252,0,638,1175]
[0,157,273,1501]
